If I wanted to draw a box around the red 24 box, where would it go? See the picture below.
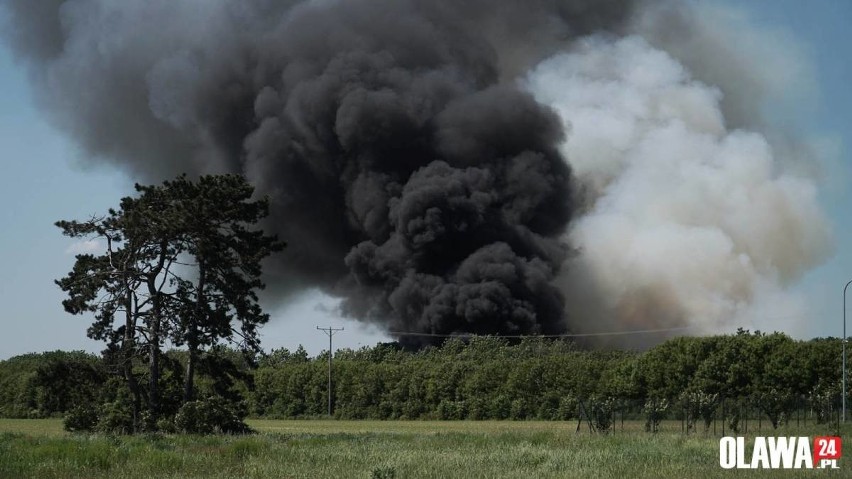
[813,436,841,469]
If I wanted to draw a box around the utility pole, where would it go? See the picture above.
[844,280,852,422]
[317,326,344,417]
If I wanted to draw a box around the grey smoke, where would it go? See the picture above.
[3,0,831,346]
[3,0,638,345]
[525,33,831,346]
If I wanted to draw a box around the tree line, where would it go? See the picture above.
[253,331,843,430]
[0,331,844,433]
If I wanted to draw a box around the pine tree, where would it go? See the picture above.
[56,174,283,431]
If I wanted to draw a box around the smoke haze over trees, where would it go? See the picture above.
[1,0,832,346]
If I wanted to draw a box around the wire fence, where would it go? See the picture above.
[574,394,846,435]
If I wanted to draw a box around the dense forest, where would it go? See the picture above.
[0,330,843,433]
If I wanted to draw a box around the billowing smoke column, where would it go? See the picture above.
[526,34,832,346]
[2,0,832,346]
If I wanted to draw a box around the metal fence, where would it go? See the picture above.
[574,394,845,435]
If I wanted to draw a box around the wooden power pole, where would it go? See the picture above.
[316,326,344,416]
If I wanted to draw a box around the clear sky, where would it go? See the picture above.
[0,1,849,359]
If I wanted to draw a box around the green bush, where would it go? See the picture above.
[643,397,668,433]
[156,417,178,434]
[589,396,616,433]
[63,404,98,432]
[174,396,252,435]
[97,399,135,434]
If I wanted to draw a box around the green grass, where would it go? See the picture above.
[0,418,65,437]
[0,419,849,478]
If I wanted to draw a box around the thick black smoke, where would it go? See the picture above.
[3,0,638,344]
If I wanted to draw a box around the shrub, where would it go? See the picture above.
[757,389,794,429]
[723,398,746,434]
[63,404,98,432]
[589,396,616,433]
[680,390,718,432]
[96,399,135,434]
[643,397,668,433]
[156,417,178,434]
[174,396,252,434]
[812,382,840,424]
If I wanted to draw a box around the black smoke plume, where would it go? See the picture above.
[3,0,638,344]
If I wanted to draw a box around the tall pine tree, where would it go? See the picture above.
[56,174,283,431]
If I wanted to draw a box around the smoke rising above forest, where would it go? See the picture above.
[2,0,832,346]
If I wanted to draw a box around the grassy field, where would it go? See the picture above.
[0,418,848,478]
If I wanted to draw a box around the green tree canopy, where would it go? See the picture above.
[55,174,283,432]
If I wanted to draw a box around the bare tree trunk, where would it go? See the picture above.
[145,241,169,427]
[184,335,197,402]
[123,289,141,433]
[148,317,160,427]
[184,262,205,403]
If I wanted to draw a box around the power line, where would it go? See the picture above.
[387,325,696,339]
[316,326,344,416]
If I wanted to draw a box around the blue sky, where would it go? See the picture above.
[0,1,849,359]
[729,0,852,339]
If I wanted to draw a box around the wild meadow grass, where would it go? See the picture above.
[0,419,848,478]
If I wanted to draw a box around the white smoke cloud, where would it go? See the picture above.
[525,35,833,344]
